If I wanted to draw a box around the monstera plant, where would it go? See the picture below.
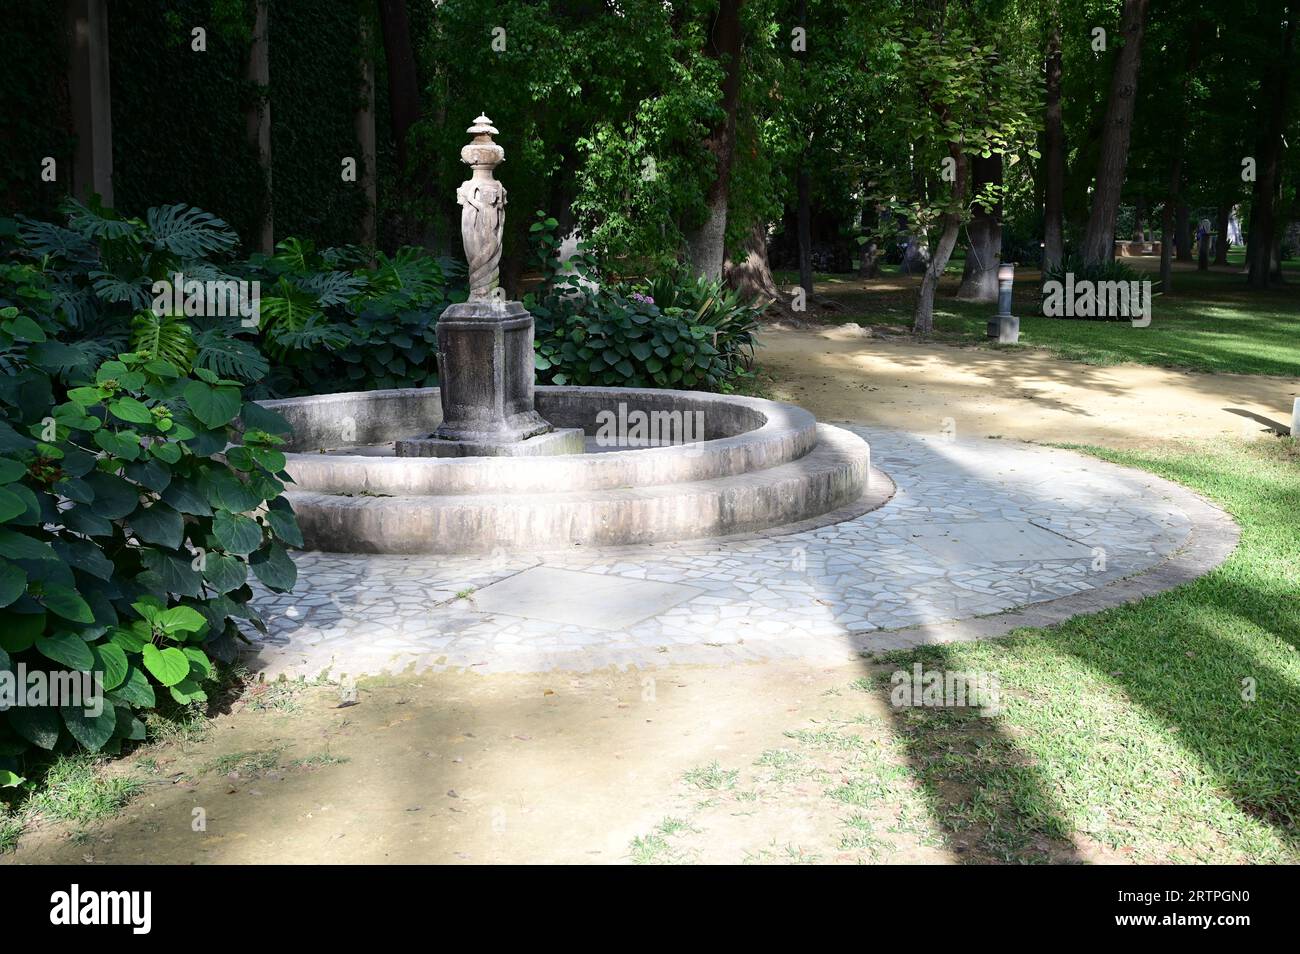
[0,295,299,784]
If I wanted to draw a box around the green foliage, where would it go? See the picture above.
[5,200,461,398]
[527,217,760,391]
[244,238,461,394]
[0,293,299,769]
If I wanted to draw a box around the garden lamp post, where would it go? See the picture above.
[986,263,1020,344]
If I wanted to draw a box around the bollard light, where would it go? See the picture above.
[987,263,1020,344]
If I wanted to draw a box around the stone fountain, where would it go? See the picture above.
[394,115,584,459]
[259,117,880,553]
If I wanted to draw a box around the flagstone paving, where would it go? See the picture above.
[244,427,1235,679]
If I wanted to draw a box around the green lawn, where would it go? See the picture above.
[853,436,1300,862]
[777,253,1300,377]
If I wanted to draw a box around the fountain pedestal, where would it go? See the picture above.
[395,300,583,458]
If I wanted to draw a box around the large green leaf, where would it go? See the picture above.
[0,558,26,607]
[0,611,44,653]
[107,664,155,708]
[142,643,189,687]
[39,585,94,624]
[92,642,129,690]
[50,538,114,581]
[183,380,241,428]
[130,311,195,373]
[128,501,184,549]
[202,552,247,593]
[193,327,269,383]
[83,471,140,518]
[108,396,154,425]
[213,510,263,556]
[9,705,61,750]
[0,486,26,523]
[61,703,117,752]
[138,550,204,598]
[249,542,297,592]
[146,204,239,258]
[161,477,212,516]
[0,458,26,483]
[154,605,207,637]
[0,528,56,561]
[265,501,303,547]
[35,632,95,670]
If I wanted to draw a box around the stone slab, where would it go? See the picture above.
[906,519,1093,563]
[470,566,701,630]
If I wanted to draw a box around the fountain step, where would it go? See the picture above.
[285,424,875,554]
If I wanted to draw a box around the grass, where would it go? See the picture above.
[21,754,142,827]
[206,747,285,777]
[832,436,1300,862]
[682,761,740,792]
[777,253,1300,377]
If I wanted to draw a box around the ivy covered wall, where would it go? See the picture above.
[2,0,381,252]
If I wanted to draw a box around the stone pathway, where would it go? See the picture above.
[244,427,1235,679]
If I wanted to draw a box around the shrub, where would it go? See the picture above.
[4,199,460,399]
[0,296,299,777]
[526,215,761,391]
[1039,255,1150,321]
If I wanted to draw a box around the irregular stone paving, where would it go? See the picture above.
[245,427,1215,679]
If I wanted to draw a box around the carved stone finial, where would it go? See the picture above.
[456,114,506,300]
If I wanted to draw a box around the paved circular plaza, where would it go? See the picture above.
[245,426,1237,679]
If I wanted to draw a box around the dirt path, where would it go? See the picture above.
[756,326,1299,448]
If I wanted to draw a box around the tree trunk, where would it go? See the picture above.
[1247,10,1296,287]
[244,0,272,253]
[725,221,781,304]
[915,149,966,334]
[66,0,114,206]
[1080,0,1150,266]
[1159,19,1204,290]
[858,203,881,278]
[685,0,743,280]
[1132,196,1147,242]
[1214,201,1232,265]
[956,152,1002,302]
[1042,22,1066,272]
[796,164,813,296]
[1159,200,1175,290]
[355,14,377,250]
[1175,203,1192,262]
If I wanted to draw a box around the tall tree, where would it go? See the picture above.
[1080,0,1150,265]
[1247,3,1297,287]
[1042,17,1065,271]
[686,0,744,280]
[956,151,1002,301]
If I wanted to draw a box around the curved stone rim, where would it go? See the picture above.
[285,422,872,554]
[263,386,821,496]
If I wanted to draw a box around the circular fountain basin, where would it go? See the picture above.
[259,386,873,553]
